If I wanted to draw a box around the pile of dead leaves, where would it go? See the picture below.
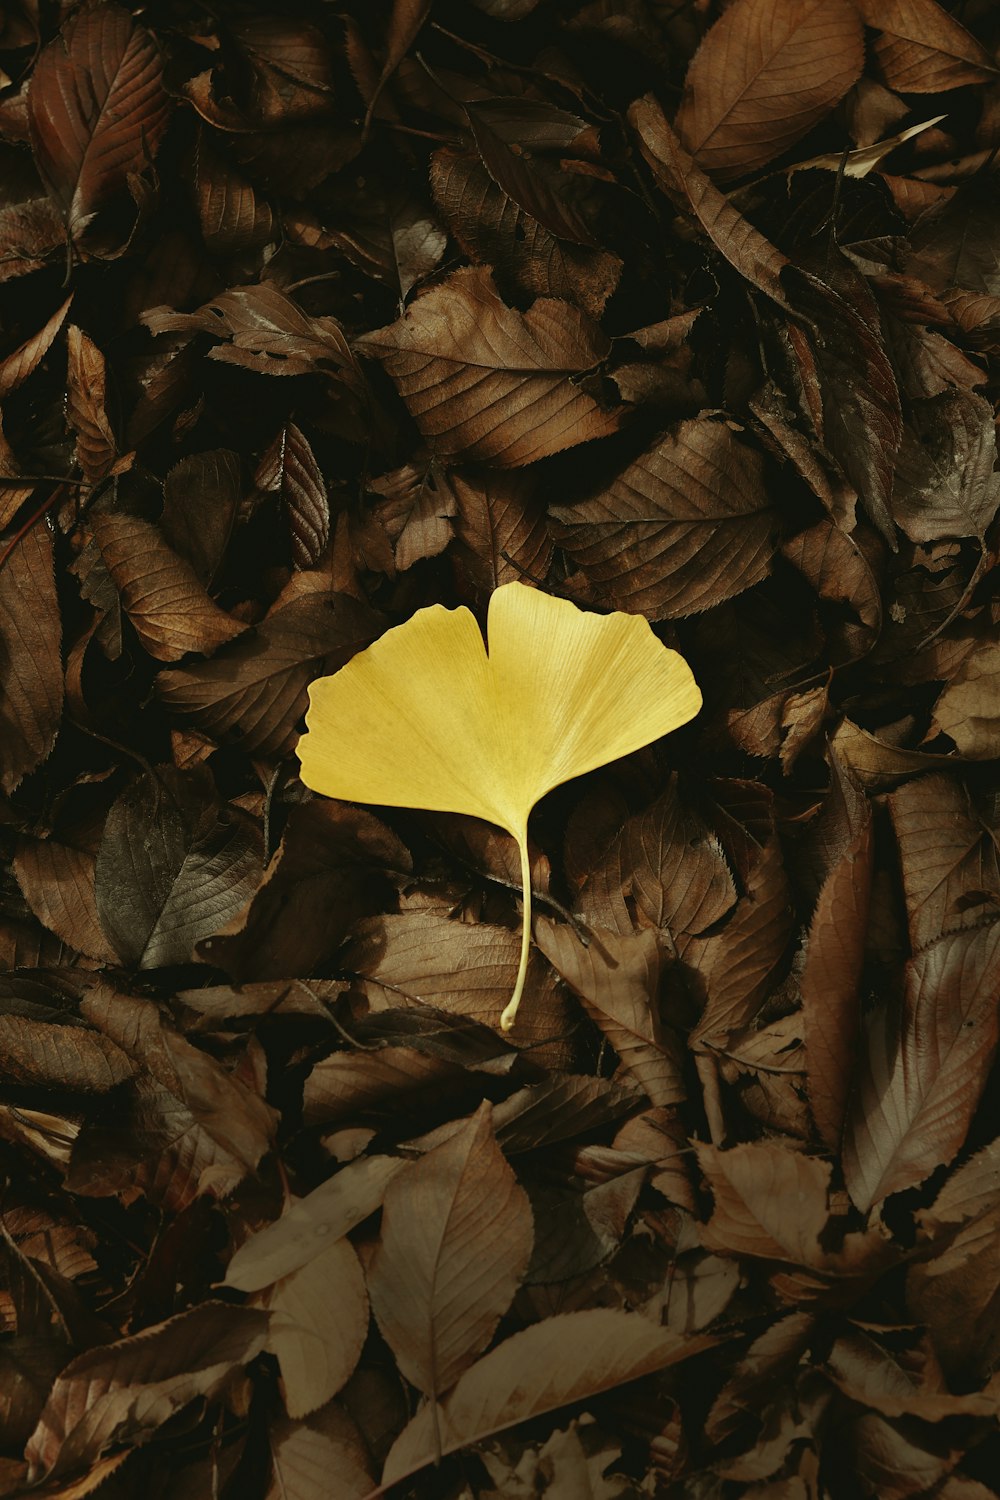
[2,0,1000,1496]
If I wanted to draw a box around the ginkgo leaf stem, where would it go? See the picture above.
[500,829,532,1033]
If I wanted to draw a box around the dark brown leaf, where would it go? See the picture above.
[676,0,863,178]
[0,295,72,399]
[355,266,624,466]
[449,467,552,597]
[551,416,775,619]
[844,922,1000,1211]
[160,448,242,586]
[0,524,62,794]
[13,840,117,963]
[856,0,999,92]
[90,512,244,661]
[65,326,122,483]
[27,3,171,241]
[255,423,330,569]
[157,575,380,756]
[94,766,263,969]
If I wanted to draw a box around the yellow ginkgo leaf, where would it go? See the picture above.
[297,583,701,1031]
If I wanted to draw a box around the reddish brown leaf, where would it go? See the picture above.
[0,295,72,399]
[696,1141,831,1264]
[195,130,275,256]
[551,416,775,619]
[676,0,863,178]
[844,923,1000,1211]
[430,148,621,319]
[90,512,244,662]
[65,327,121,483]
[355,267,624,466]
[160,448,242,586]
[368,1102,533,1399]
[856,0,999,92]
[157,575,380,756]
[27,3,171,241]
[255,423,330,569]
[465,98,602,247]
[629,95,790,303]
[369,460,457,572]
[449,468,552,598]
[0,524,62,794]
[13,840,116,963]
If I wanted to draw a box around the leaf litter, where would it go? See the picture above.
[1,0,1000,1496]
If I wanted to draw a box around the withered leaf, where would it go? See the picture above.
[145,284,356,381]
[536,921,685,1107]
[0,1014,134,1093]
[930,641,1000,759]
[430,148,622,319]
[0,295,72,400]
[25,1304,268,1481]
[65,327,122,483]
[90,511,244,662]
[629,96,790,304]
[465,97,602,247]
[355,266,624,466]
[369,460,457,571]
[368,1102,533,1399]
[889,775,1000,949]
[161,448,242,586]
[157,576,380,756]
[94,766,263,969]
[255,423,330,569]
[382,1310,711,1488]
[13,839,114,963]
[0,525,62,794]
[195,130,275,256]
[676,0,863,179]
[268,1403,373,1500]
[448,467,552,597]
[856,0,999,92]
[27,3,171,241]
[551,417,775,619]
[844,922,1000,1211]
[696,1141,831,1264]
[259,1237,368,1418]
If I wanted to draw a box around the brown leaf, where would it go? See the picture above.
[157,576,380,756]
[856,0,999,92]
[381,1310,711,1488]
[0,524,62,794]
[802,760,873,1150]
[536,921,685,1107]
[368,1102,533,1399]
[930,641,1000,759]
[629,96,789,303]
[27,3,171,241]
[551,417,775,619]
[449,467,552,598]
[676,0,863,178]
[145,284,356,382]
[69,984,276,1210]
[892,391,1000,544]
[255,423,330,569]
[844,923,1000,1211]
[25,1304,267,1480]
[344,910,571,1046]
[0,294,72,399]
[355,266,624,466]
[90,511,244,662]
[363,0,431,128]
[574,777,737,942]
[430,148,622,318]
[465,98,602,247]
[65,327,121,483]
[13,840,116,963]
[226,1155,407,1293]
[259,1238,368,1417]
[268,1403,373,1500]
[889,775,1000,950]
[0,1014,134,1093]
[198,800,411,982]
[161,448,242,586]
[688,836,793,1048]
[696,1141,831,1264]
[369,460,457,571]
[94,766,263,969]
[318,187,447,300]
[908,1138,1000,1380]
[195,130,275,256]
